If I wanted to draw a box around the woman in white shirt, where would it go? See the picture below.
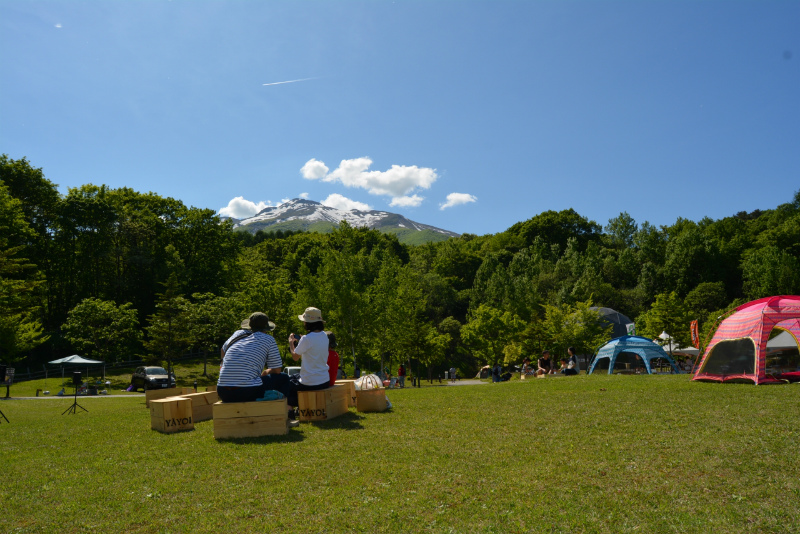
[286,307,330,410]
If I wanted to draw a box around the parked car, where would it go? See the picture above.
[130,366,176,391]
[282,366,301,377]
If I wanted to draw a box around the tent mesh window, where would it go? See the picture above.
[649,357,670,373]
[699,338,756,376]
[767,329,800,372]
[612,351,646,374]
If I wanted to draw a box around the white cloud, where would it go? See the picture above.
[322,193,372,212]
[301,157,438,198]
[300,158,329,180]
[218,196,272,218]
[440,192,477,210]
[299,192,309,199]
[55,23,62,29]
[390,195,424,208]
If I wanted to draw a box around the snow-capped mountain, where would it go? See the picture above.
[227,199,459,244]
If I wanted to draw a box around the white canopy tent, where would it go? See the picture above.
[766,330,799,352]
[657,332,700,357]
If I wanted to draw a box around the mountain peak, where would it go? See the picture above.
[232,198,459,244]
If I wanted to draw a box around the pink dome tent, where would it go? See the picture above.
[693,295,800,385]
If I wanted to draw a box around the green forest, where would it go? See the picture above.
[2,154,799,377]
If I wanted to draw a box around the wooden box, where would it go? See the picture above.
[205,385,217,392]
[150,397,194,433]
[179,390,219,422]
[335,380,358,407]
[213,399,288,439]
[356,388,388,412]
[297,384,349,421]
[145,387,193,407]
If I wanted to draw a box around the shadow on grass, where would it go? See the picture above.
[302,411,366,431]
[213,428,307,445]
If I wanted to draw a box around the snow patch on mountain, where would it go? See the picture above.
[232,198,458,238]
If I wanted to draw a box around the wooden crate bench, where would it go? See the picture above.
[179,390,219,422]
[150,397,194,433]
[145,387,193,407]
[213,399,288,439]
[297,384,349,421]
[356,388,388,413]
[334,380,358,407]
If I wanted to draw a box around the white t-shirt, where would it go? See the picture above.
[294,331,330,386]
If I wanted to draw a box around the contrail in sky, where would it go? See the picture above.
[262,77,316,86]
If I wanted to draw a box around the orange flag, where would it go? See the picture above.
[690,320,700,349]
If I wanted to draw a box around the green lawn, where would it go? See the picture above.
[1,374,798,533]
[5,362,220,398]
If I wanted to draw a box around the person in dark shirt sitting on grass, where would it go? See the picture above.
[537,350,555,376]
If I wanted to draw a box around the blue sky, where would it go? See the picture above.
[1,1,798,236]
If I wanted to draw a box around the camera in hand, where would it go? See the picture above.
[292,333,302,342]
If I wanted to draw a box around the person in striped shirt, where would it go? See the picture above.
[217,312,285,404]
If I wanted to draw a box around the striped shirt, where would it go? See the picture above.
[218,330,282,387]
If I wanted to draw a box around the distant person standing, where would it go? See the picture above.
[353,365,361,379]
[449,366,457,382]
[397,364,406,388]
[492,363,501,383]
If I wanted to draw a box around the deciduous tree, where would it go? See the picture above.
[0,183,48,364]
[461,304,524,366]
[62,298,142,363]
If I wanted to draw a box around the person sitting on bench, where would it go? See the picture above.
[217,312,287,403]
[287,307,331,412]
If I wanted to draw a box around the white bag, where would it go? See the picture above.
[354,374,383,391]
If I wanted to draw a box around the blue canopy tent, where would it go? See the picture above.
[588,336,682,375]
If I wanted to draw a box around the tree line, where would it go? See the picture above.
[2,154,799,378]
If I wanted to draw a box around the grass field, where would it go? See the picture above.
[1,373,798,533]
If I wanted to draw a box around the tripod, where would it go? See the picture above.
[0,407,8,423]
[62,385,88,415]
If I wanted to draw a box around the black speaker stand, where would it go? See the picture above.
[62,386,88,415]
